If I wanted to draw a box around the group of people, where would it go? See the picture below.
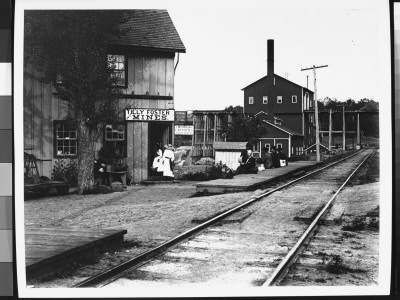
[235,142,288,175]
[262,145,288,170]
[151,144,175,178]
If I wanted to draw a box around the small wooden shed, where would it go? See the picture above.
[213,142,248,171]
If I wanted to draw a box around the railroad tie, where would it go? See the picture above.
[294,189,335,224]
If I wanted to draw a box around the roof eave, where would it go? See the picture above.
[108,43,186,53]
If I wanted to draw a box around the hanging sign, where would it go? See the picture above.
[126,108,175,122]
[175,125,194,135]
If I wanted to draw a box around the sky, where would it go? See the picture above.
[16,0,391,112]
[164,0,390,111]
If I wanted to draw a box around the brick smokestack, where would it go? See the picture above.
[267,39,274,118]
[267,39,274,76]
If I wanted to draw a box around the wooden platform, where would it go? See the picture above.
[25,226,127,279]
[195,161,320,194]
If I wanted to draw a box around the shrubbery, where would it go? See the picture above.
[180,161,234,181]
[51,159,78,187]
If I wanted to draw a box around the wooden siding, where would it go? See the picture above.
[215,151,241,171]
[260,138,289,157]
[125,55,174,97]
[275,113,303,134]
[243,75,304,115]
[23,64,66,178]
[24,52,176,182]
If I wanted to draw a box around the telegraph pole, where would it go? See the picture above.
[301,64,328,162]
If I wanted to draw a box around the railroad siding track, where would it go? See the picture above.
[91,149,376,288]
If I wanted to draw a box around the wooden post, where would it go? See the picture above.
[313,67,320,161]
[342,106,346,150]
[356,113,360,149]
[329,109,332,151]
[203,114,207,157]
[192,114,195,149]
[301,64,327,161]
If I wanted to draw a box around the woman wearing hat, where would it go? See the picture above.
[162,144,175,178]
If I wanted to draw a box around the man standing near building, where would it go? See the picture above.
[270,146,281,168]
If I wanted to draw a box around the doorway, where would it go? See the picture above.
[148,122,171,178]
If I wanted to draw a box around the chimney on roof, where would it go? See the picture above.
[267,39,274,76]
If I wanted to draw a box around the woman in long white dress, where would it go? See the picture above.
[152,149,163,175]
[162,144,175,178]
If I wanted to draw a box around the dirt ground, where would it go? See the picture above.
[25,150,381,288]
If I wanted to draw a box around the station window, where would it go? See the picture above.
[276,143,283,150]
[263,96,268,104]
[103,123,127,158]
[277,96,282,104]
[108,54,126,87]
[54,121,78,157]
[264,143,270,152]
[249,97,254,104]
[292,95,297,103]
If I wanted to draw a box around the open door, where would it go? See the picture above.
[148,122,171,179]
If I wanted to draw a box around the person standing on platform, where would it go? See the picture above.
[270,146,281,168]
[162,144,175,178]
[277,146,288,166]
[151,149,164,176]
[262,147,273,169]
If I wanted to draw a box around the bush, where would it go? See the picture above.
[51,159,78,187]
[180,163,225,181]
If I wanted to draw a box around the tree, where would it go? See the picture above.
[319,97,379,138]
[221,107,269,143]
[24,10,132,194]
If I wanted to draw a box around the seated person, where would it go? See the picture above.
[235,149,258,175]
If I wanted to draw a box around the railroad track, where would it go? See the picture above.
[74,148,377,288]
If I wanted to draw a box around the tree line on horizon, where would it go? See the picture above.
[222,98,379,143]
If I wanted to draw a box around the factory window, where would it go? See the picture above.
[249,97,254,104]
[54,121,78,158]
[292,95,297,103]
[263,96,268,104]
[277,96,282,104]
[108,54,126,87]
[105,124,125,141]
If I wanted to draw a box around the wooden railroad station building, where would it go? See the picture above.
[24,10,186,183]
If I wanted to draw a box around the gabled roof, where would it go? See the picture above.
[241,74,313,94]
[213,142,248,150]
[109,10,186,53]
[304,143,330,152]
[263,120,303,136]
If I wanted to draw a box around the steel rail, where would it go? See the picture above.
[262,148,376,286]
[74,149,369,288]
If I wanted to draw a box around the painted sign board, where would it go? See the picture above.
[175,125,194,135]
[126,108,175,121]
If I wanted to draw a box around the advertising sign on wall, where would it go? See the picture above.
[175,125,194,135]
[125,108,175,121]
